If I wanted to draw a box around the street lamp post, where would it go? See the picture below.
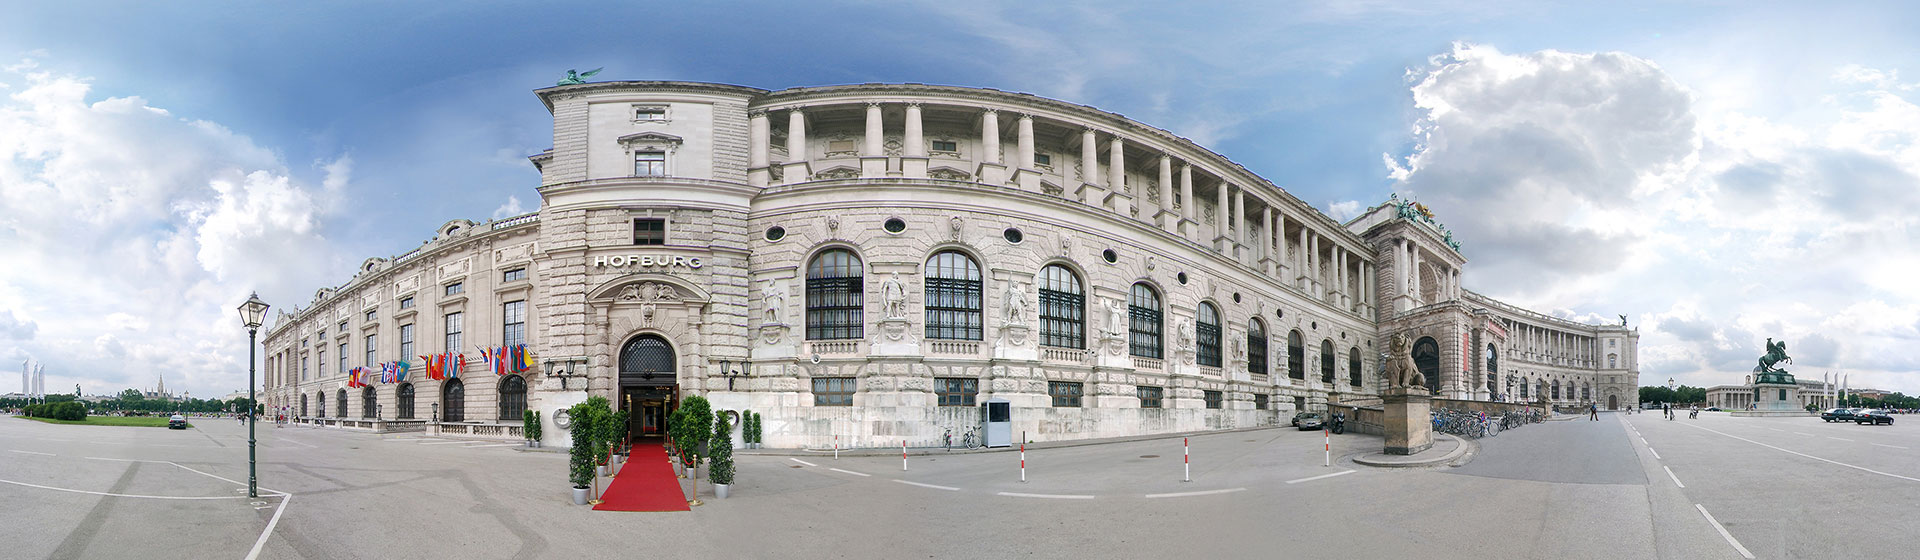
[237,292,270,500]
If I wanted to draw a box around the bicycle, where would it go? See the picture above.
[944,426,981,450]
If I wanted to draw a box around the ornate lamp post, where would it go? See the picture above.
[236,292,270,499]
[719,359,746,391]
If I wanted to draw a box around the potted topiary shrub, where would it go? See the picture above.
[583,396,612,476]
[751,411,763,448]
[669,396,713,503]
[610,409,630,465]
[742,409,756,449]
[567,403,594,505]
[710,412,735,498]
[524,410,542,449]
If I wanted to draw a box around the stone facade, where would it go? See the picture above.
[259,81,1641,449]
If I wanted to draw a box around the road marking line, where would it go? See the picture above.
[420,441,472,445]
[1287,470,1357,484]
[828,467,871,477]
[462,443,519,448]
[1664,466,1685,488]
[997,492,1094,499]
[84,456,168,463]
[1145,487,1246,498]
[1828,437,1855,442]
[893,479,960,491]
[1872,443,1908,449]
[790,458,819,467]
[165,462,288,496]
[275,436,318,448]
[1648,447,1661,460]
[0,478,249,500]
[1696,504,1755,559]
[1768,428,1785,432]
[1638,437,1648,445]
[244,494,291,560]
[8,450,52,456]
[1792,432,1814,437]
[1680,423,1920,483]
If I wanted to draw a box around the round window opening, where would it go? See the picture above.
[1232,292,1242,303]
[1276,309,1285,319]
[1003,228,1023,244]
[765,226,786,242]
[883,218,907,234]
[1102,249,1118,264]
[1311,321,1318,330]
[1177,272,1188,285]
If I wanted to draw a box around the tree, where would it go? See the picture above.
[709,412,734,486]
[566,403,595,490]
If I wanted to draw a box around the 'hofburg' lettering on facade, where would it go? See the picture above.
[592,254,704,268]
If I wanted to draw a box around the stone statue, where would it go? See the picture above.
[1385,332,1425,389]
[881,272,908,319]
[1104,297,1127,337]
[1004,281,1028,326]
[1619,314,1628,326]
[1754,338,1792,374]
[1175,318,1195,353]
[762,280,788,324]
[556,67,602,86]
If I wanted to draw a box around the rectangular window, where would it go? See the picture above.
[317,328,325,340]
[1254,394,1269,410]
[1204,390,1223,409]
[634,106,667,121]
[301,357,308,381]
[632,218,665,245]
[634,150,666,176]
[503,301,526,347]
[400,296,414,310]
[1049,381,1083,408]
[365,334,377,367]
[399,324,414,360]
[365,309,377,322]
[1034,153,1052,166]
[936,378,978,407]
[338,320,347,332]
[445,282,464,296]
[444,312,463,352]
[338,343,347,373]
[1138,386,1163,409]
[813,377,855,406]
[502,268,526,283]
[317,349,325,377]
[931,140,958,153]
[1609,339,1616,348]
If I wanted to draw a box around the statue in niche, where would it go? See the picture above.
[1176,318,1195,354]
[1004,281,1028,326]
[881,272,908,319]
[762,279,788,324]
[1104,297,1127,337]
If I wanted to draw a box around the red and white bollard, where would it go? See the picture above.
[902,440,908,471]
[1324,429,1331,467]
[1183,437,1191,483]
[834,434,839,460]
[1020,443,1027,483]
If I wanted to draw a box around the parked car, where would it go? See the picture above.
[168,414,188,429]
[1855,409,1894,425]
[1296,412,1324,431]
[1705,407,1720,412]
[1291,411,1315,427]
[1821,408,1851,422]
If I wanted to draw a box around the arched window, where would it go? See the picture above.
[1582,383,1590,401]
[443,378,465,422]
[397,383,415,419]
[1519,379,1529,399]
[1349,347,1362,387]
[1196,302,1222,367]
[1320,339,1335,383]
[316,392,325,417]
[336,389,347,418]
[1128,283,1162,359]
[1608,353,1618,368]
[1038,265,1084,349]
[806,249,864,340]
[301,393,309,417]
[619,335,677,385]
[362,386,377,419]
[1552,379,1561,400]
[1413,336,1440,393]
[924,251,982,340]
[498,375,527,420]
[1247,319,1268,376]
[1288,330,1304,380]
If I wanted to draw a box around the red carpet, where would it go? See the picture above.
[592,441,690,512]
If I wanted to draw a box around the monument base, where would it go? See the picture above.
[1381,387,1433,456]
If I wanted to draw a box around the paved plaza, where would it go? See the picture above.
[2,411,1916,559]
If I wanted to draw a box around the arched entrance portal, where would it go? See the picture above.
[619,334,677,440]
[1413,336,1440,394]
[1609,394,1619,410]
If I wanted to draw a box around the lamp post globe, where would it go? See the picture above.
[237,292,270,499]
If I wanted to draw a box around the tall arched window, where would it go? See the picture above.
[806,248,864,340]
[1519,378,1529,399]
[498,375,527,421]
[1038,265,1084,349]
[443,378,465,422]
[1608,353,1618,368]
[1582,383,1590,401]
[1128,283,1162,359]
[336,389,347,418]
[301,393,309,417]
[362,386,377,419]
[1288,330,1304,380]
[924,251,982,340]
[316,392,325,417]
[1196,303,1222,367]
[1349,347,1362,387]
[397,383,415,419]
[1413,336,1440,393]
[1552,379,1561,400]
[1247,319,1268,376]
[1320,339,1335,383]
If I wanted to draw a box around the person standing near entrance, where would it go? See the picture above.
[1590,403,1598,421]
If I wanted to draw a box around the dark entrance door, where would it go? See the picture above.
[1413,336,1440,394]
[617,334,677,443]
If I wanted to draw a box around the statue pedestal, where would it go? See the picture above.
[1382,387,1433,456]
[993,323,1036,360]
[870,317,919,356]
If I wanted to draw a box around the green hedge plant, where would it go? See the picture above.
[567,403,594,489]
[669,396,712,470]
[709,412,735,485]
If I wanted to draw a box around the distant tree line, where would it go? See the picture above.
[3,389,257,415]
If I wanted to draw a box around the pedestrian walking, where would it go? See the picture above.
[1590,403,1599,421]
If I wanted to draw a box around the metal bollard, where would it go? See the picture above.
[1183,437,1191,482]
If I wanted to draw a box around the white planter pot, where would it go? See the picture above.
[571,486,590,505]
[597,464,610,477]
[714,483,730,499]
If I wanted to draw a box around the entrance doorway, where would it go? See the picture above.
[617,334,677,444]
[1609,394,1619,410]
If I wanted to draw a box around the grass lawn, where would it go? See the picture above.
[15,415,182,428]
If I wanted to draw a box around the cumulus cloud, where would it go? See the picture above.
[0,65,347,397]
[491,194,526,219]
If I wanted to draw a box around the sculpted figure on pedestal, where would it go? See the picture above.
[1104,297,1128,338]
[1385,332,1425,390]
[762,280,788,324]
[881,272,908,319]
[1004,281,1028,326]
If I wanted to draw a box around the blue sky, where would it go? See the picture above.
[2,1,1917,399]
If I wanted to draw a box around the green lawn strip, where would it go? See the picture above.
[15,416,182,427]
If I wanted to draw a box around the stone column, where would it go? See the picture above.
[1337,248,1349,309]
[748,110,770,187]
[1215,183,1231,252]
[1013,113,1039,191]
[1106,135,1127,211]
[1309,230,1321,297]
[1298,227,1310,290]
[902,102,927,179]
[780,108,810,182]
[1157,154,1174,230]
[1412,245,1424,304]
[978,108,1006,185]
[1232,187,1246,261]
[1179,164,1195,239]
[861,102,887,178]
[1261,205,1275,275]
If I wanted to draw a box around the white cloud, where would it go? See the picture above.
[0,309,35,339]
[0,65,348,397]
[491,194,526,219]
[1327,200,1362,221]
